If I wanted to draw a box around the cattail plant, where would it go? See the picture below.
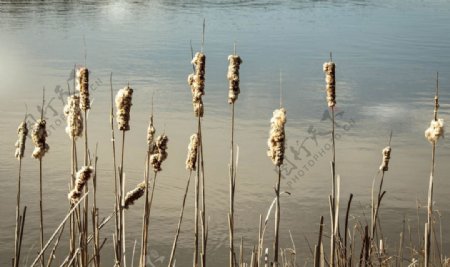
[32,88,48,267]
[323,55,338,266]
[13,119,28,267]
[63,92,84,263]
[227,47,242,267]
[267,107,286,266]
[76,66,90,266]
[424,74,444,267]
[370,133,393,262]
[188,31,208,266]
[168,133,198,267]
[115,85,133,267]
[140,113,156,267]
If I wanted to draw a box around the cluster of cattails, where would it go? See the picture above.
[185,133,199,171]
[150,134,169,172]
[323,61,336,108]
[115,86,134,131]
[15,121,28,160]
[188,52,206,117]
[425,119,445,143]
[76,67,90,111]
[227,54,242,104]
[31,120,49,159]
[124,182,146,209]
[68,166,93,204]
[267,108,287,166]
[63,95,83,140]
[379,146,392,171]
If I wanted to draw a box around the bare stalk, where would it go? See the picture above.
[273,167,281,266]
[168,172,193,266]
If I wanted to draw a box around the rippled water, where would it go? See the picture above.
[1,0,450,265]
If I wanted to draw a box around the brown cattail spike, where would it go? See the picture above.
[186,133,199,171]
[425,119,444,143]
[76,67,90,111]
[227,54,242,104]
[188,52,206,117]
[31,119,49,159]
[115,86,134,131]
[150,134,169,172]
[63,95,83,140]
[379,146,391,171]
[15,121,28,160]
[68,166,93,205]
[323,61,336,107]
[123,182,146,209]
[267,108,287,166]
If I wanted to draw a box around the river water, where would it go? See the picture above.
[1,0,450,266]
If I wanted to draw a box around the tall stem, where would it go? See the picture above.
[39,158,44,267]
[200,117,207,267]
[140,149,151,267]
[425,142,435,267]
[120,131,127,267]
[229,103,235,267]
[14,159,23,267]
[168,172,192,267]
[194,118,200,267]
[273,167,281,266]
[330,106,336,267]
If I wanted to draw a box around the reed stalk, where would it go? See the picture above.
[424,73,442,267]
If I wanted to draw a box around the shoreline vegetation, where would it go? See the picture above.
[10,42,448,266]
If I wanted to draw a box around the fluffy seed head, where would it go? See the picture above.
[379,146,392,171]
[186,133,199,171]
[115,86,133,131]
[74,166,94,192]
[15,121,28,160]
[64,95,83,140]
[425,119,444,143]
[150,134,169,172]
[188,52,206,117]
[31,119,49,159]
[227,54,242,104]
[76,67,90,111]
[124,182,146,209]
[323,62,336,107]
[267,108,287,166]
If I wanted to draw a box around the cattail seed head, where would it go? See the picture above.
[74,166,94,192]
[150,134,169,172]
[323,62,336,107]
[425,119,444,143]
[67,189,82,205]
[379,146,391,171]
[76,67,90,111]
[227,54,242,104]
[31,119,49,159]
[15,121,28,160]
[63,95,83,140]
[186,133,199,171]
[115,86,133,131]
[267,108,286,166]
[123,181,146,209]
[188,52,206,117]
